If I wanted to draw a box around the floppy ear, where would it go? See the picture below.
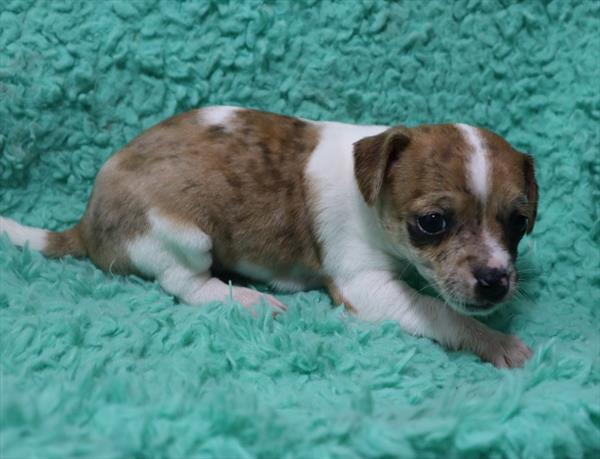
[523,154,538,233]
[353,127,411,205]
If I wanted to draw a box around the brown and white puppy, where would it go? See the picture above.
[0,106,538,368]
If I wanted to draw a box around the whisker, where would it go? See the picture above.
[415,281,437,295]
[515,286,534,302]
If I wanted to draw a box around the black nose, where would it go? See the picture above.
[474,267,510,302]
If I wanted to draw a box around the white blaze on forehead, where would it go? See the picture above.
[456,125,509,269]
[457,124,490,201]
[197,105,239,129]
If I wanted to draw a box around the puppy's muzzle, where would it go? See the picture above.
[473,267,510,303]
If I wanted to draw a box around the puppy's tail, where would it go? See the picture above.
[0,216,86,258]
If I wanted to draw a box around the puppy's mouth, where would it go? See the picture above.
[464,301,498,313]
[443,295,502,316]
[437,284,507,316]
[432,267,518,316]
[412,265,510,316]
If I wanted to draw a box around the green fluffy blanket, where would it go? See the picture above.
[1,1,599,457]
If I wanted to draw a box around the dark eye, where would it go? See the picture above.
[417,213,448,235]
[509,212,528,235]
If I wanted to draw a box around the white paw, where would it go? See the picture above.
[479,332,533,368]
[262,293,287,316]
[232,287,287,316]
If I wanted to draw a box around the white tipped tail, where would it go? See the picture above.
[0,216,49,251]
[0,216,86,258]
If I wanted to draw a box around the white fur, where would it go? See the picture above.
[306,121,392,279]
[148,209,213,273]
[457,124,489,201]
[127,210,284,311]
[0,216,48,251]
[126,210,222,303]
[197,105,239,130]
[483,228,510,270]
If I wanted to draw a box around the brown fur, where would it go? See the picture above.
[44,226,86,258]
[77,108,322,277]
[522,155,538,233]
[353,127,410,205]
[479,129,539,247]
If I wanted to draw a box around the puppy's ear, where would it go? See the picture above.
[353,126,411,205]
[523,154,538,233]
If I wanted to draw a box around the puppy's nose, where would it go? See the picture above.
[474,267,510,302]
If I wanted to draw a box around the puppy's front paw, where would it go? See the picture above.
[479,332,533,368]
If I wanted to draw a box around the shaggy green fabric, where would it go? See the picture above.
[1,0,599,457]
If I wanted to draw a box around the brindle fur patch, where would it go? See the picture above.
[79,108,322,278]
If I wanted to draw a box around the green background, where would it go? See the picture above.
[1,0,599,457]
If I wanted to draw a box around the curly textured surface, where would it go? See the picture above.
[1,0,599,458]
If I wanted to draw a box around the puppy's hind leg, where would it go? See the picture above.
[159,268,286,314]
[127,210,286,313]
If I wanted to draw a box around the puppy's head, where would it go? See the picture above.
[354,124,538,315]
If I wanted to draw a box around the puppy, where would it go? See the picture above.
[0,106,538,368]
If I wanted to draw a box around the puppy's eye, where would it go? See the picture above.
[509,212,528,235]
[417,213,448,235]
